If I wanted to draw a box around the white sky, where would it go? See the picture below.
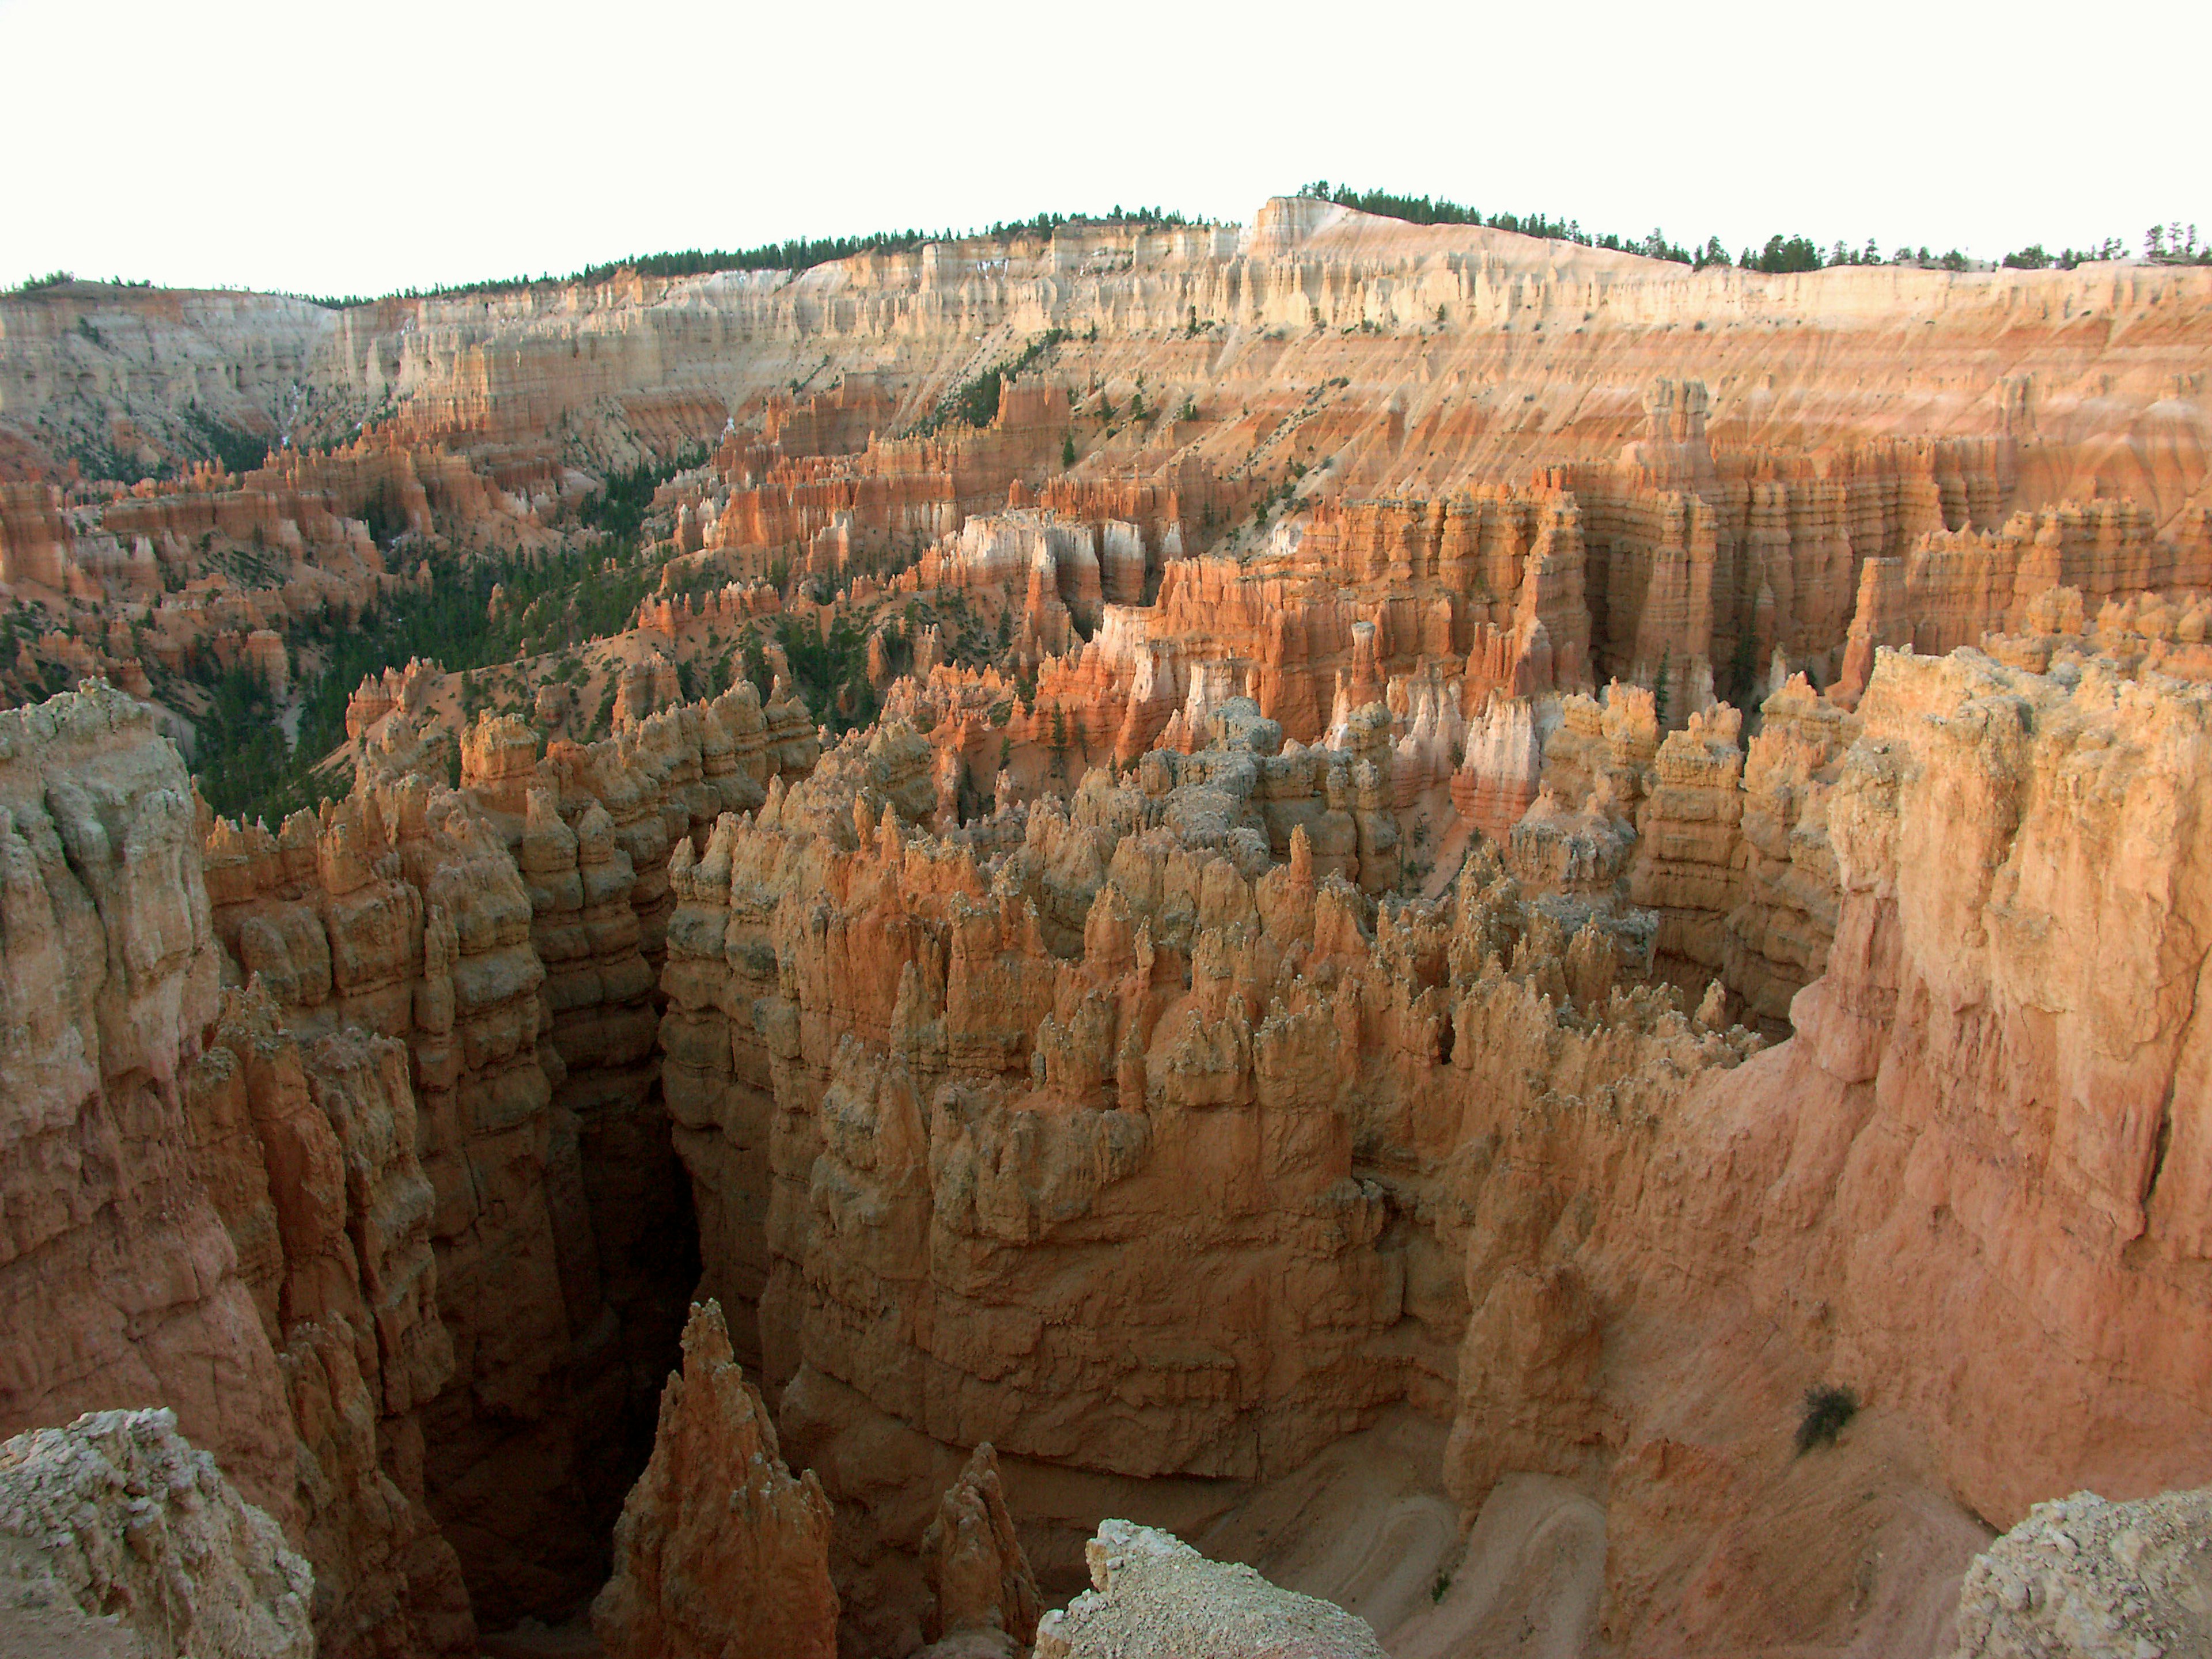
[2,0,2203,298]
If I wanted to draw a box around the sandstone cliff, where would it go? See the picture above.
[12,196,2212,1658]
[918,1443,1040,1656]
[0,684,291,1519]
[182,987,473,1659]
[649,645,2212,1654]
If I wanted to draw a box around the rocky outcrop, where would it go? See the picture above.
[1033,1521,1387,1659]
[918,1444,1040,1656]
[19,200,2212,1659]
[0,1408,315,1659]
[1628,702,1744,980]
[1951,1486,2212,1659]
[1722,672,1859,1026]
[0,684,475,1655]
[662,707,1766,1645]
[592,1300,838,1659]
[657,640,2212,1654]
[1777,649,2212,1522]
[199,758,597,1623]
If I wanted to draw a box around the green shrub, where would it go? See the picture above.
[1795,1385,1858,1454]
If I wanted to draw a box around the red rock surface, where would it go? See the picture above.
[591,1300,838,1659]
[12,198,2212,1658]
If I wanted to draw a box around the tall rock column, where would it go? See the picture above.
[592,1300,839,1659]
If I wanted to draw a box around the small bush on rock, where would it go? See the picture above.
[1796,1385,1858,1454]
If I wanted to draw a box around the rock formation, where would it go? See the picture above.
[12,191,2212,1659]
[918,1444,1040,1656]
[592,1300,838,1659]
[0,1407,316,1659]
[1033,1520,1387,1659]
[0,684,293,1521]
[182,987,473,1659]
[1951,1486,2212,1659]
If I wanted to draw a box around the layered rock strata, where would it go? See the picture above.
[182,987,473,1658]
[918,1444,1041,1657]
[654,644,2212,1654]
[0,684,293,1520]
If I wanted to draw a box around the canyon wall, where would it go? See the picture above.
[652,645,2212,1654]
[0,683,469,1656]
[9,638,2211,1655]
[8,193,2212,1658]
[9,202,2211,528]
[0,683,288,1510]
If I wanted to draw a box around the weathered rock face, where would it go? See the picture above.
[18,202,2207,520]
[1720,671,1860,1027]
[0,684,293,1524]
[1950,1486,2212,1659]
[13,219,2212,1659]
[182,986,472,1659]
[592,1300,838,1659]
[200,756,599,1623]
[660,711,1774,1645]
[1786,650,2212,1522]
[918,1444,1040,1654]
[0,1407,315,1659]
[0,684,480,1656]
[650,642,2212,1654]
[1033,1520,1387,1659]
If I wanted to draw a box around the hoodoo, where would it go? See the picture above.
[6,166,2212,1659]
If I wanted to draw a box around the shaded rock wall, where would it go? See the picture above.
[183,986,473,1658]
[197,678,820,1625]
[0,684,293,1521]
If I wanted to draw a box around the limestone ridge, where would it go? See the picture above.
[0,1407,315,1659]
[591,1298,838,1659]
